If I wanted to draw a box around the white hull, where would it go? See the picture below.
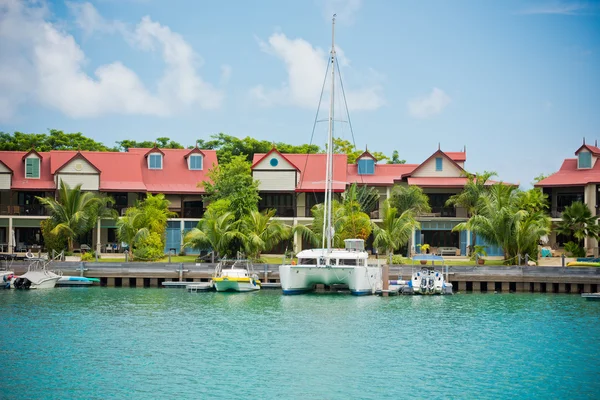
[214,280,260,292]
[12,270,61,289]
[411,269,446,295]
[279,265,382,295]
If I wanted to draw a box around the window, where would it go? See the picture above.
[435,157,443,171]
[357,159,375,174]
[578,152,592,169]
[189,155,203,170]
[148,153,162,169]
[25,157,40,178]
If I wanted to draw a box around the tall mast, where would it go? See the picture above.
[322,14,336,252]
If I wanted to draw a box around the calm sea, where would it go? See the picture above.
[0,288,598,399]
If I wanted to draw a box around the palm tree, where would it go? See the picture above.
[372,199,420,263]
[389,185,431,215]
[37,179,109,252]
[344,183,380,215]
[242,209,291,260]
[183,208,244,262]
[557,201,600,245]
[453,184,550,262]
[115,207,150,259]
[446,170,497,216]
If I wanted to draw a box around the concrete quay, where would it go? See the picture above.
[3,262,599,293]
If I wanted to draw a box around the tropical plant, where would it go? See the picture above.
[371,199,419,262]
[470,245,487,261]
[40,219,67,255]
[344,183,380,214]
[445,170,497,216]
[183,204,245,262]
[389,185,431,215]
[420,244,430,254]
[202,155,260,220]
[453,184,551,262]
[556,202,600,245]
[36,180,110,252]
[564,241,586,257]
[116,193,175,261]
[242,209,292,260]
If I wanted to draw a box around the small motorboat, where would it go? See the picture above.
[408,255,453,295]
[1,271,15,289]
[11,257,61,289]
[56,276,100,287]
[212,258,261,292]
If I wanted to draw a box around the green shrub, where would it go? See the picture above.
[40,219,67,255]
[391,255,407,265]
[81,252,94,261]
[133,232,165,261]
[564,241,586,257]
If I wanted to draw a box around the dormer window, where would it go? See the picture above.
[435,157,443,171]
[148,153,163,170]
[357,159,375,175]
[189,154,203,170]
[578,151,592,169]
[25,157,40,179]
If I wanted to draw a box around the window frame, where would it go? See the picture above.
[148,153,163,170]
[25,157,40,179]
[435,157,443,171]
[578,152,592,169]
[189,154,203,170]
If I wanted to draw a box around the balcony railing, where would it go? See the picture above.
[0,204,49,216]
[430,207,456,217]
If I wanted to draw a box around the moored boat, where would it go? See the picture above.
[408,255,452,295]
[278,15,382,296]
[56,276,100,287]
[213,259,261,292]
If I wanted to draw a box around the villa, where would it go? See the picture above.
[0,147,216,255]
[252,146,504,256]
[535,140,599,256]
[0,144,507,257]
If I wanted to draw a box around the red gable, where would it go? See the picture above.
[575,144,600,156]
[251,148,300,171]
[252,153,347,192]
[402,149,466,178]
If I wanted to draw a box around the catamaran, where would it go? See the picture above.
[278,15,382,295]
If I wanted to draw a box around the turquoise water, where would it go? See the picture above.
[0,289,598,399]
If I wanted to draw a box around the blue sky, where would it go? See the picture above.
[1,0,599,188]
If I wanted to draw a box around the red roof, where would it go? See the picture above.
[252,148,300,170]
[575,144,600,156]
[347,163,417,186]
[0,151,55,190]
[445,152,466,162]
[0,148,217,193]
[406,177,508,188]
[403,150,466,178]
[252,153,348,192]
[535,158,600,187]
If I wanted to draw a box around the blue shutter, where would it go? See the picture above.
[149,154,162,169]
[579,152,592,169]
[357,159,374,174]
[435,157,442,171]
[460,230,467,256]
[190,155,202,170]
[164,221,181,254]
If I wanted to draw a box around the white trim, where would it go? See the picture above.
[148,153,163,170]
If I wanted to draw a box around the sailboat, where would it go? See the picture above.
[278,15,382,296]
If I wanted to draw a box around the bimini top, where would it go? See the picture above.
[412,254,446,262]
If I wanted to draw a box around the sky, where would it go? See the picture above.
[0,0,599,188]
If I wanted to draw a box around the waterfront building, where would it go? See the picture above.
[535,140,600,256]
[252,146,505,256]
[0,147,216,255]
[0,144,508,256]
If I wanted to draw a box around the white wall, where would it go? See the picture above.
[412,157,462,178]
[254,170,296,191]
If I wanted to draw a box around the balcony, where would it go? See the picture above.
[550,207,567,218]
[262,206,295,218]
[431,207,456,218]
[0,204,49,216]
[183,207,204,218]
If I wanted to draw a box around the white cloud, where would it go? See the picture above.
[519,2,591,15]
[407,88,451,119]
[250,32,384,111]
[67,1,126,36]
[0,0,223,121]
[319,0,362,25]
